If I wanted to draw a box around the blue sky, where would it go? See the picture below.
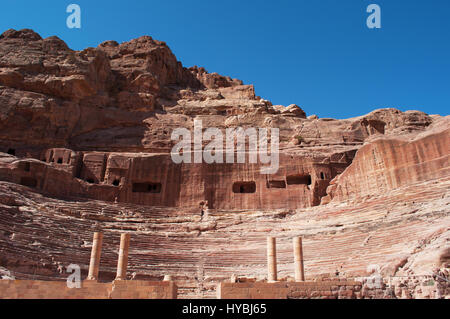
[0,0,449,119]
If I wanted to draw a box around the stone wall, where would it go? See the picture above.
[0,280,177,299]
[218,276,450,299]
[218,281,363,299]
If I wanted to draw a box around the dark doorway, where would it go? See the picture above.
[132,182,162,193]
[20,177,37,188]
[286,175,312,186]
[19,162,31,172]
[233,182,256,194]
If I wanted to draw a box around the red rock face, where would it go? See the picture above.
[326,117,450,203]
[0,29,448,299]
[0,150,352,209]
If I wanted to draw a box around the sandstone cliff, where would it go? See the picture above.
[0,29,448,299]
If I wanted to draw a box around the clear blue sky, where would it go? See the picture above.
[1,0,449,119]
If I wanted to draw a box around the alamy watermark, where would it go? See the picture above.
[65,4,380,30]
[65,4,381,30]
[66,264,81,288]
[365,264,383,289]
[66,4,81,29]
[171,120,280,175]
[367,4,381,29]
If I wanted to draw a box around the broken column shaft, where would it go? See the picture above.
[87,232,103,281]
[115,233,130,280]
[293,237,305,282]
[267,237,277,282]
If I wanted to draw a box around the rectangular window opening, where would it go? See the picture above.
[233,182,256,194]
[286,175,312,186]
[132,182,162,193]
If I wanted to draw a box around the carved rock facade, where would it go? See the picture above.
[0,29,448,298]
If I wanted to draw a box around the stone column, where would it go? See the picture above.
[87,232,103,280]
[115,233,130,280]
[293,237,305,282]
[267,237,277,282]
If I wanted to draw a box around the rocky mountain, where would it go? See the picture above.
[0,29,448,298]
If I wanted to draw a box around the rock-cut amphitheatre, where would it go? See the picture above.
[0,29,448,299]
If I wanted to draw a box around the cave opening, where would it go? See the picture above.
[286,174,312,186]
[112,179,120,187]
[23,162,30,172]
[57,158,63,164]
[20,177,37,188]
[320,172,325,180]
[233,182,256,194]
[132,182,162,193]
[7,148,15,156]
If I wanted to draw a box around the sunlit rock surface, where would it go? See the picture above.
[0,29,448,298]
